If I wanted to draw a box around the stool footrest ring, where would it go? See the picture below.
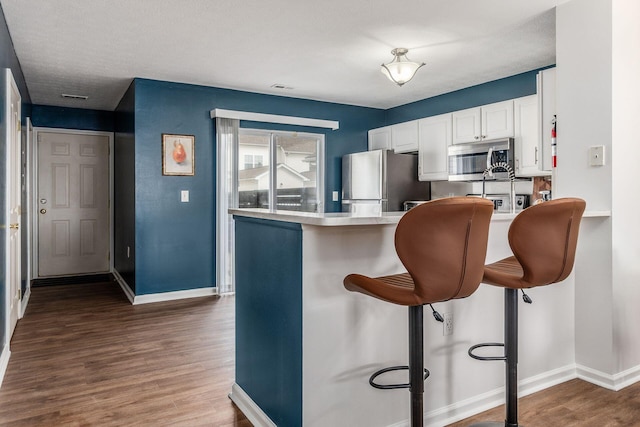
[468,342,506,361]
[369,365,430,390]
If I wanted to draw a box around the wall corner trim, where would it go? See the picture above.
[229,383,277,427]
[210,108,339,130]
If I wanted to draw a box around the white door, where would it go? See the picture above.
[6,69,21,338]
[37,131,110,277]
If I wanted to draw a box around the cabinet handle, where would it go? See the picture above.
[535,147,538,164]
[474,136,480,140]
[481,135,486,139]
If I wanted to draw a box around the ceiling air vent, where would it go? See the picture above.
[270,84,294,90]
[61,93,89,100]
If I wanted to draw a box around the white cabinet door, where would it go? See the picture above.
[391,120,419,153]
[452,100,514,144]
[514,95,543,176]
[368,126,391,150]
[418,114,452,181]
[452,107,481,144]
[482,100,514,140]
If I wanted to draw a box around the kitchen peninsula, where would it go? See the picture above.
[230,207,610,427]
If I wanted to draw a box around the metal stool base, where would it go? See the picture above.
[369,365,430,389]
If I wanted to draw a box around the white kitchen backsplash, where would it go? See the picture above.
[431,179,534,199]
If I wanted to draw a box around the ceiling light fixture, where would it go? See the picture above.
[381,48,425,87]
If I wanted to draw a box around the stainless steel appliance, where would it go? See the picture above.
[469,194,529,213]
[342,149,430,214]
[448,138,515,181]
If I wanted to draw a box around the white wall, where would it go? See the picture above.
[556,0,615,377]
[611,0,640,375]
[557,0,640,386]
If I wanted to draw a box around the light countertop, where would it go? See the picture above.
[230,208,612,227]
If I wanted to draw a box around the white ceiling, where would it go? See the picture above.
[0,0,565,111]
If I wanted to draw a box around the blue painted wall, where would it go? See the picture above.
[130,78,383,295]
[114,81,136,291]
[31,105,114,131]
[234,216,302,427]
[385,67,550,125]
[0,4,30,353]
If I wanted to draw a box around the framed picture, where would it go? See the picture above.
[162,134,195,176]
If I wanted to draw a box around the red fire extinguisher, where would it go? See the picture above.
[551,115,557,168]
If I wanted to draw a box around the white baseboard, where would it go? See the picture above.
[112,269,217,305]
[229,383,276,427]
[0,345,11,389]
[19,286,31,319]
[133,287,217,305]
[577,363,640,391]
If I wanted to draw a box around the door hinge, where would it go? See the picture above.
[37,133,41,143]
[18,288,21,300]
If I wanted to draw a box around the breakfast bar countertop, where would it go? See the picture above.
[229,207,611,226]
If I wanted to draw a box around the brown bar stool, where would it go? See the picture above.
[468,197,586,427]
[344,197,494,427]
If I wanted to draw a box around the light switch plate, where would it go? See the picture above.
[332,191,339,202]
[589,146,605,166]
[181,190,189,202]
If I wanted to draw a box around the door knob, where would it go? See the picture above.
[40,209,47,214]
[9,223,19,230]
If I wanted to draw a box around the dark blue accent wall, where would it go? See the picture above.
[114,81,136,291]
[31,105,114,131]
[385,68,548,125]
[130,78,383,295]
[0,4,31,354]
[234,216,302,427]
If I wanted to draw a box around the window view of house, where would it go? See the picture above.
[238,130,323,212]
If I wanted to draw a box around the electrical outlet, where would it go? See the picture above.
[443,313,454,336]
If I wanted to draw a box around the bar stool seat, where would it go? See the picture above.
[344,196,494,427]
[468,197,586,427]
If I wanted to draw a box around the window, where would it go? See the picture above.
[243,154,263,170]
[238,129,324,213]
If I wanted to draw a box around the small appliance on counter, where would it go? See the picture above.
[342,149,430,214]
[468,194,529,213]
[403,200,429,211]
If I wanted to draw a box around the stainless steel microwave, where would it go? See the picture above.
[447,138,515,181]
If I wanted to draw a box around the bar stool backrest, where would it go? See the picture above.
[508,197,586,287]
[395,197,494,304]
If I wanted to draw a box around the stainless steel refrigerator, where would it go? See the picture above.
[341,149,431,214]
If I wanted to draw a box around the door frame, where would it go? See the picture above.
[5,68,21,345]
[30,127,114,279]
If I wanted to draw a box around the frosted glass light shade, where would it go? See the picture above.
[381,48,425,86]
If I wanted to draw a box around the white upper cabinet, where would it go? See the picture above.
[418,113,452,181]
[368,126,391,150]
[452,107,481,144]
[452,100,514,144]
[514,67,556,177]
[391,120,419,153]
[368,122,419,153]
[514,94,542,176]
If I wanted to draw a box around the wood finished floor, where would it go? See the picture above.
[3,282,640,426]
[0,281,250,426]
[447,378,640,426]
